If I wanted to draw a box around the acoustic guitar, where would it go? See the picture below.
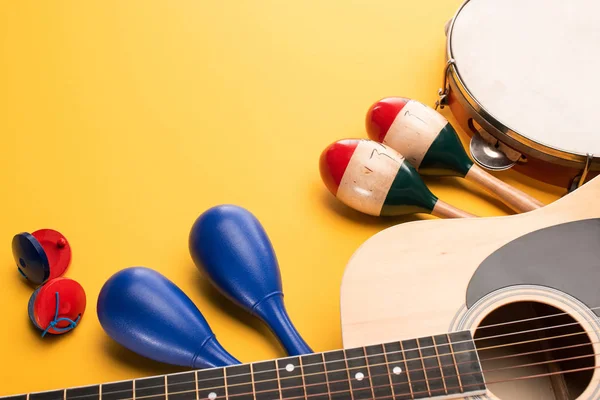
[341,174,600,399]
[5,177,600,400]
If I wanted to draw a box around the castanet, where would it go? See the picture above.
[365,97,545,213]
[189,205,313,356]
[319,138,475,219]
[12,229,71,285]
[97,267,240,369]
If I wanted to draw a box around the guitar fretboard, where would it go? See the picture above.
[2,331,486,400]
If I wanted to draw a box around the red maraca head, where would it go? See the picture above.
[365,97,410,142]
[319,139,360,196]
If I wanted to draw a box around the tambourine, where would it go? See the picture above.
[437,0,600,190]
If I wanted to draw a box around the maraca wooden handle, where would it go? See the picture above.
[466,165,544,213]
[431,200,475,218]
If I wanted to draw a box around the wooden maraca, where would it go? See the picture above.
[320,138,475,218]
[97,266,240,368]
[189,205,312,356]
[366,97,544,213]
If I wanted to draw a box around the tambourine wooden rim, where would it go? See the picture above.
[444,0,597,171]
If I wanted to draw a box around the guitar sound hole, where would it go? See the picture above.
[474,301,595,399]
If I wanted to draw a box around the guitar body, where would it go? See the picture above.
[340,176,600,399]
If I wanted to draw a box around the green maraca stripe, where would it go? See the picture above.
[380,160,437,216]
[419,123,473,177]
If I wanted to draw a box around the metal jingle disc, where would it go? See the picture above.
[12,229,71,285]
[469,131,517,171]
[29,277,86,335]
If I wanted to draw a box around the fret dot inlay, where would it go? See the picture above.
[355,372,364,381]
[393,366,402,375]
[285,363,294,372]
[207,392,216,400]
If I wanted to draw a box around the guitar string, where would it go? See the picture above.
[328,358,600,400]
[182,350,600,399]
[163,348,600,399]
[62,327,600,400]
[464,304,600,331]
[69,313,600,398]
[62,349,600,400]
[61,327,599,400]
[295,362,600,400]
[49,305,600,400]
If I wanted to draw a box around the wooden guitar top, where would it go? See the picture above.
[340,175,600,349]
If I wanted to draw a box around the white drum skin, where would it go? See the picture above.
[443,0,600,188]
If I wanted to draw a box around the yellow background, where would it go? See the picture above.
[0,0,563,395]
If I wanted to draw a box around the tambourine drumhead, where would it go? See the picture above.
[448,0,600,160]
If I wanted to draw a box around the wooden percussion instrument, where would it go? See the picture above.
[366,97,545,213]
[437,0,600,190]
[319,138,475,219]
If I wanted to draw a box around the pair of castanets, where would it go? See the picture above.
[319,97,545,219]
[97,205,311,369]
[12,229,86,337]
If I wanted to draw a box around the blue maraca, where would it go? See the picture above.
[189,205,312,356]
[97,266,239,368]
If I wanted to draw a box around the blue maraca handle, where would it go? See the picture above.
[97,267,239,369]
[255,293,312,355]
[189,205,312,356]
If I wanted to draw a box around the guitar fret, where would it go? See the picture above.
[383,341,412,400]
[166,372,196,400]
[323,350,351,400]
[252,360,280,400]
[432,336,448,395]
[416,339,431,397]
[300,353,329,400]
[446,333,462,393]
[344,347,373,400]
[277,357,305,400]
[298,355,307,400]
[274,359,282,400]
[364,344,393,400]
[418,337,446,397]
[363,346,376,399]
[400,340,413,400]
[381,344,397,400]
[342,351,355,400]
[402,339,428,399]
[434,334,461,396]
[249,363,257,399]
[321,352,330,398]
[194,371,199,400]
[222,369,228,400]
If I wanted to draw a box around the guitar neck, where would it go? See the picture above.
[2,331,486,400]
